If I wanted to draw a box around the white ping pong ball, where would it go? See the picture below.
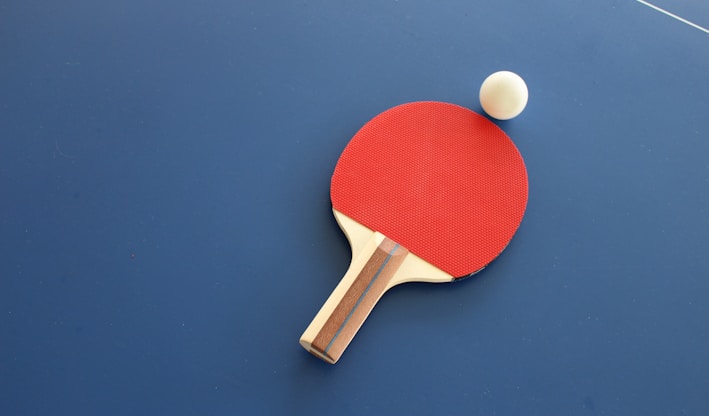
[479,71,528,120]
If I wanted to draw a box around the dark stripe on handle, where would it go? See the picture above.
[311,237,408,362]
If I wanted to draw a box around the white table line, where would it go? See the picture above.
[636,0,709,35]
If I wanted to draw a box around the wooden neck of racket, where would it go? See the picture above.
[300,214,452,364]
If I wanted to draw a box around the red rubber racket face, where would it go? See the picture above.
[331,101,528,278]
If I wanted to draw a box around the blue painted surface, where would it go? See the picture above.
[1,1,707,415]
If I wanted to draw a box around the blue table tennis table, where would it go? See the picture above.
[2,1,707,414]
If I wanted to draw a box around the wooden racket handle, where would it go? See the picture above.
[300,234,408,364]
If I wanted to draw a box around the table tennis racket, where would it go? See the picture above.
[300,101,528,364]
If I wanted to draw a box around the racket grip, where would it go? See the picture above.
[300,235,408,364]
